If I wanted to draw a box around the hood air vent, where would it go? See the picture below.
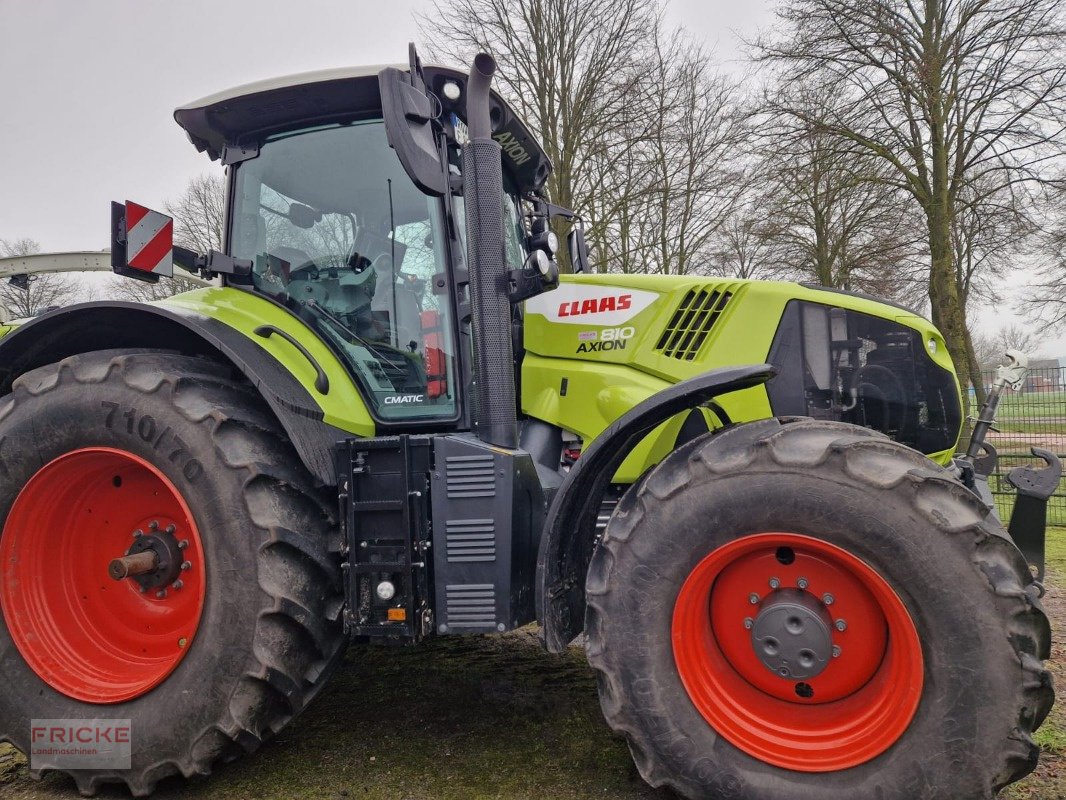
[655,288,733,360]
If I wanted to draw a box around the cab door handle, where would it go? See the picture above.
[253,325,330,395]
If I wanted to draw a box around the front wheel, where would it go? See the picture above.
[585,418,1052,800]
[0,351,346,796]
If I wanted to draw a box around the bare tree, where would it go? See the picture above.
[112,274,205,304]
[0,238,41,260]
[1031,179,1066,328]
[947,178,1041,393]
[754,86,926,305]
[421,0,657,221]
[165,173,226,253]
[756,0,1066,403]
[971,323,1041,368]
[708,199,785,280]
[587,26,749,274]
[421,0,748,275]
[952,179,1036,311]
[0,238,79,318]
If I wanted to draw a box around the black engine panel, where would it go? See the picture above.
[766,301,961,455]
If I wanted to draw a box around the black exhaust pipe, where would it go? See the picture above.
[462,53,518,449]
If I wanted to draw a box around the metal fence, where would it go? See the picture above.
[976,366,1066,527]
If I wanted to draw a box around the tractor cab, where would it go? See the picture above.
[168,58,555,425]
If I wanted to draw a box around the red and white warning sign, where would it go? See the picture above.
[124,201,174,277]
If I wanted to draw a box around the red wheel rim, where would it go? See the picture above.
[0,448,205,703]
[672,532,923,772]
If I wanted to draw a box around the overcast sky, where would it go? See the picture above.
[0,0,1059,354]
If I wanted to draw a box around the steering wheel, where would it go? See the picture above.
[288,255,361,281]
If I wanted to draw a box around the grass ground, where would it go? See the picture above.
[993,496,1066,528]
[994,391,1065,419]
[2,533,1066,800]
[0,633,666,800]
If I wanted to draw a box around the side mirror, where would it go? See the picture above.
[288,203,321,229]
[528,196,592,275]
[379,47,448,197]
[111,200,250,283]
[567,224,590,274]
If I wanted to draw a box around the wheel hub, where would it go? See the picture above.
[750,589,833,680]
[110,522,190,594]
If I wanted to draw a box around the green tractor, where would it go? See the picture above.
[0,49,1057,799]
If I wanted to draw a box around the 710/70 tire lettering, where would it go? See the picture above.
[101,401,204,482]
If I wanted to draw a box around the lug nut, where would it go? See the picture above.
[743,617,754,630]
[748,593,760,605]
[156,589,168,599]
[165,524,176,534]
[133,529,143,538]
[835,619,848,632]
[768,577,780,589]
[180,561,192,571]
[178,539,189,550]
[149,520,159,531]
[822,593,835,605]
[832,645,842,658]
[797,577,809,590]
[171,580,184,590]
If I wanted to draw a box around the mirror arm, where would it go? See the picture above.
[524,194,578,222]
[173,245,252,282]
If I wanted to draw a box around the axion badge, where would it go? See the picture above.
[525,285,658,326]
[576,326,635,353]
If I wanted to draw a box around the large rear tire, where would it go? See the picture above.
[0,351,346,796]
[586,418,1052,800]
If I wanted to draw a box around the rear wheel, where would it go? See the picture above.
[586,418,1052,800]
[0,351,346,796]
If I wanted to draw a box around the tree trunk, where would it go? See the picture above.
[962,324,987,406]
[928,209,973,419]
[926,67,974,419]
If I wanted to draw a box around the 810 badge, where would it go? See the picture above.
[576,327,635,352]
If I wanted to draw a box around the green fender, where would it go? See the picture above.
[0,287,375,485]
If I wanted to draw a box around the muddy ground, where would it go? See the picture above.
[2,532,1065,800]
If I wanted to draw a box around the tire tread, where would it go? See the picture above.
[586,417,1053,798]
[7,351,346,796]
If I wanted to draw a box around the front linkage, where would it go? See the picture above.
[956,349,1063,583]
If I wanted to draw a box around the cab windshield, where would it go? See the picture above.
[231,121,458,422]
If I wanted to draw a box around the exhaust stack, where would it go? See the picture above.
[462,53,518,449]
